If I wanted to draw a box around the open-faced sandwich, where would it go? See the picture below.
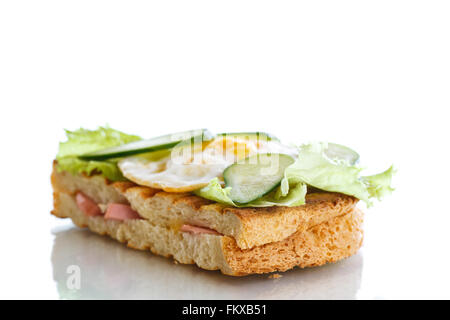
[51,127,394,276]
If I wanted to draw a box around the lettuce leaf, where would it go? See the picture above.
[362,165,396,201]
[56,127,141,181]
[194,178,235,206]
[196,142,395,208]
[250,182,307,207]
[194,178,307,207]
[281,143,394,206]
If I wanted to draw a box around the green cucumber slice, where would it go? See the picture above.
[325,143,360,165]
[79,129,214,161]
[216,132,279,142]
[223,153,295,204]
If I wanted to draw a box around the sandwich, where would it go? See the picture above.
[51,127,394,276]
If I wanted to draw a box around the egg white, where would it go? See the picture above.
[118,137,297,192]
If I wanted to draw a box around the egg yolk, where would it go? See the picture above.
[204,137,259,162]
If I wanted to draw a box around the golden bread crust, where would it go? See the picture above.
[221,209,363,275]
[52,190,363,276]
[51,164,358,249]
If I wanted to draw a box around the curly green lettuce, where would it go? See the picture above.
[361,165,395,201]
[280,142,395,206]
[195,178,307,207]
[56,126,141,181]
[196,142,394,207]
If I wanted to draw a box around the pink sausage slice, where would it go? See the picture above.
[75,192,102,217]
[104,203,141,221]
[180,224,221,235]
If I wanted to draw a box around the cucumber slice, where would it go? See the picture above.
[325,143,360,165]
[79,129,214,161]
[216,132,279,142]
[223,153,295,204]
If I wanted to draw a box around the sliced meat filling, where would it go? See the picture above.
[75,191,141,221]
[104,203,141,221]
[75,192,102,217]
[180,224,221,236]
[75,190,221,234]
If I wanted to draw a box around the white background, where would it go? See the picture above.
[0,1,449,299]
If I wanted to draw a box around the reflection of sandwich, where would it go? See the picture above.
[51,228,363,299]
[51,127,394,276]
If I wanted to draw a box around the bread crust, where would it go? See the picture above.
[221,208,363,275]
[51,165,358,249]
[52,190,363,276]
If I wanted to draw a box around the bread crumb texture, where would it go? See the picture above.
[52,189,363,276]
[222,208,363,275]
[51,165,358,250]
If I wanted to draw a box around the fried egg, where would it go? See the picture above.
[118,136,297,192]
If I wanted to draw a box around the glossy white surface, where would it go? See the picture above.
[1,1,449,299]
[50,225,363,300]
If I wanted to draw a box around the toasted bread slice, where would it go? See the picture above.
[52,190,363,276]
[51,164,358,249]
